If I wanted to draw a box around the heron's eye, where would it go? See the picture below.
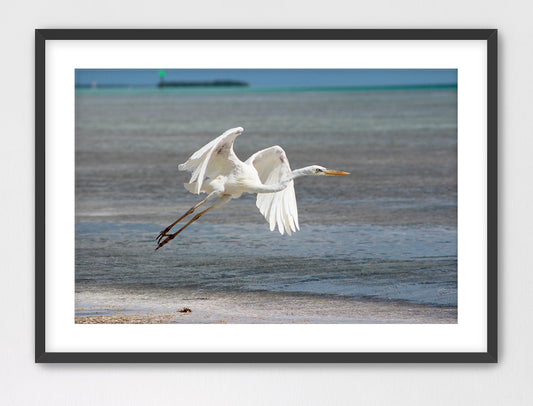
[316,168,321,173]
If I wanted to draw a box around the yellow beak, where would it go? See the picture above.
[324,169,350,175]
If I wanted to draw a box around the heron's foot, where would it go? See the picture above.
[155,232,177,250]
[156,227,173,244]
[155,207,197,244]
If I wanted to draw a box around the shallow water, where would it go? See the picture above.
[75,86,457,321]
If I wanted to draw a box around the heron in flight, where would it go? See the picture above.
[156,127,349,249]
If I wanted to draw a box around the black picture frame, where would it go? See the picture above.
[35,29,497,363]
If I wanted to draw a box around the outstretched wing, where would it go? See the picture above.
[245,146,299,235]
[178,127,243,194]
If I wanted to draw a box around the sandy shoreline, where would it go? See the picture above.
[75,290,457,324]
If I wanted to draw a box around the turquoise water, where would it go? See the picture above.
[75,85,457,321]
[75,83,456,96]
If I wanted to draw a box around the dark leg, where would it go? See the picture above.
[156,193,217,244]
[156,196,231,250]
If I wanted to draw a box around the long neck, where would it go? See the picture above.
[253,167,310,193]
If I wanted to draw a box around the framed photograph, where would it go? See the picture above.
[36,29,497,362]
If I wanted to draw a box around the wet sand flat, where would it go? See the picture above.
[75,290,456,324]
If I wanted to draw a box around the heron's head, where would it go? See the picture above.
[307,165,350,176]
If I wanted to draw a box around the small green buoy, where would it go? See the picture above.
[159,70,166,87]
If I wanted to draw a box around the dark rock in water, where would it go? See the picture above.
[177,308,192,313]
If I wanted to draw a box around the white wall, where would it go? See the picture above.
[1,1,532,404]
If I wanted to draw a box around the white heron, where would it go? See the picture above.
[156,127,349,249]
